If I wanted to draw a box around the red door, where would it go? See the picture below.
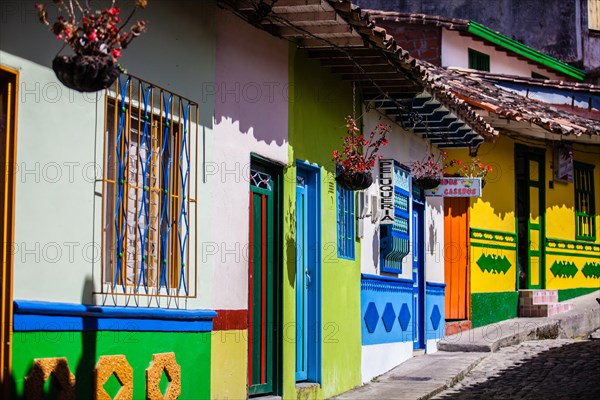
[444,197,469,321]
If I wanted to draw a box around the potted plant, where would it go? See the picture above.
[411,153,445,189]
[446,157,493,187]
[332,116,390,191]
[35,0,148,92]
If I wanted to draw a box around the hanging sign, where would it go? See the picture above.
[425,177,482,197]
[378,159,395,225]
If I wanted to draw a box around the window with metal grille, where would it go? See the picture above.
[102,75,198,298]
[574,162,596,241]
[468,48,490,72]
[337,185,355,260]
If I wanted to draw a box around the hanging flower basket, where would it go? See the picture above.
[35,0,148,92]
[52,55,120,92]
[336,169,374,191]
[413,177,441,190]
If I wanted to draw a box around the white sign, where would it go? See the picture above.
[425,177,482,197]
[378,159,395,224]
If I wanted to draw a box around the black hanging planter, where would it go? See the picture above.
[335,169,374,191]
[413,177,441,190]
[52,55,121,92]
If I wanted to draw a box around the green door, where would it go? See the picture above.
[516,145,545,289]
[248,160,281,395]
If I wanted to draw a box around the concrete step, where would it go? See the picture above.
[519,289,558,306]
[519,302,573,317]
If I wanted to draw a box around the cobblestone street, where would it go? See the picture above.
[435,339,600,400]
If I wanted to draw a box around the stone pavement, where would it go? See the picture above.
[331,291,600,400]
[434,339,600,399]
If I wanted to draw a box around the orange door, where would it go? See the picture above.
[444,197,469,320]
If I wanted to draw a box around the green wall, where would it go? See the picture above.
[283,47,362,398]
[11,331,211,399]
[558,288,599,302]
[471,292,519,328]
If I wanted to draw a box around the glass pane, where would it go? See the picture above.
[529,186,540,221]
[529,160,539,182]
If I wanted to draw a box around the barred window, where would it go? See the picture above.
[574,162,596,241]
[468,48,490,72]
[337,185,355,260]
[102,75,198,298]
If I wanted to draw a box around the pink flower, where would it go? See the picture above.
[107,7,120,16]
[112,48,122,58]
[88,30,97,41]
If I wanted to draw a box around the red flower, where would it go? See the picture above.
[88,30,97,41]
[112,48,122,58]
[487,165,493,172]
[457,159,462,165]
[107,7,120,16]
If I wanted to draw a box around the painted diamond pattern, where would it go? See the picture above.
[398,303,411,331]
[381,303,396,332]
[364,302,379,333]
[430,305,442,331]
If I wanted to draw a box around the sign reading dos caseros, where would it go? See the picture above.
[425,177,482,197]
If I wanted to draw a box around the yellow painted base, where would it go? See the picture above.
[210,330,248,400]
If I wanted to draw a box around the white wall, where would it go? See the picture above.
[360,109,444,284]
[441,29,564,80]
[1,1,217,309]
[361,342,413,383]
[207,9,289,310]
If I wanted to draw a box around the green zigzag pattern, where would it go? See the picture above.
[476,254,511,274]
[581,262,600,279]
[550,261,579,278]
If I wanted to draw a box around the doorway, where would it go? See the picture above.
[248,156,282,396]
[444,197,469,321]
[515,145,546,289]
[1,66,18,398]
[295,162,321,383]
[412,198,425,350]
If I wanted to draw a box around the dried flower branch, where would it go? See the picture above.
[332,116,390,174]
[35,0,148,62]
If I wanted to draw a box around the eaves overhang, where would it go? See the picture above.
[218,0,498,148]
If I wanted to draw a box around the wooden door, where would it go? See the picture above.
[516,146,545,289]
[444,197,469,320]
[295,175,308,381]
[1,67,18,398]
[248,161,281,396]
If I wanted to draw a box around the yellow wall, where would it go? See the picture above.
[211,329,248,400]
[446,136,600,293]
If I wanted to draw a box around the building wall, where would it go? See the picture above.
[441,30,563,79]
[0,0,216,310]
[1,1,218,398]
[375,22,442,65]
[446,135,600,327]
[356,0,583,66]
[285,47,362,399]
[209,9,289,399]
[358,110,445,381]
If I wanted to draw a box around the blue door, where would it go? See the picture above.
[295,163,321,382]
[412,201,426,350]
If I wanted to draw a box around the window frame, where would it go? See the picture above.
[574,161,596,241]
[336,185,355,260]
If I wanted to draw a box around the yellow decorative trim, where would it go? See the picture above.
[146,352,181,400]
[24,357,75,400]
[94,355,133,400]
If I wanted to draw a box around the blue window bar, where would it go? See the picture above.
[102,75,199,298]
[337,185,355,260]
[380,162,411,274]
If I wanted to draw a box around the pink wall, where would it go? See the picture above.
[215,10,289,146]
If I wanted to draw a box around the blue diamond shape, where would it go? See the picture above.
[430,305,442,331]
[398,303,411,331]
[364,302,379,333]
[381,303,396,332]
